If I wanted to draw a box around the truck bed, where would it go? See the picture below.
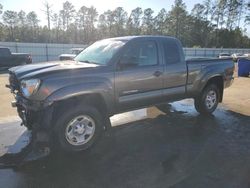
[186,57,233,64]
[185,57,235,96]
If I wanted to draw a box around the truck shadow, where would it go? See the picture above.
[5,103,250,188]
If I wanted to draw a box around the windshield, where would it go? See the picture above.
[75,39,126,65]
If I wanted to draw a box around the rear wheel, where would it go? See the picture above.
[194,84,220,115]
[54,105,103,152]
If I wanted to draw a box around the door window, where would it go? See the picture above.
[121,41,158,66]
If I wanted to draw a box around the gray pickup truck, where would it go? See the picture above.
[7,36,234,152]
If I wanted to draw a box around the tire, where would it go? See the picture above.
[54,105,103,152]
[194,84,220,115]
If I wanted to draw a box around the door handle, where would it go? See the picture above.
[153,71,163,77]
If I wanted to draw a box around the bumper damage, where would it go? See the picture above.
[0,97,53,169]
[0,137,50,169]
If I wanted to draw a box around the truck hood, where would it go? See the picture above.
[9,60,99,80]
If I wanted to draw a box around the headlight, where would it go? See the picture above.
[21,79,40,97]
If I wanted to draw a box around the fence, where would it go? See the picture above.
[0,42,87,63]
[184,48,250,58]
[0,41,250,63]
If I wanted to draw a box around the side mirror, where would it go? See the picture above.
[119,56,138,69]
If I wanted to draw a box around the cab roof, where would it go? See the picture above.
[107,35,177,41]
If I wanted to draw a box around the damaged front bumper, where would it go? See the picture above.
[13,94,54,143]
[0,73,54,168]
[0,95,54,168]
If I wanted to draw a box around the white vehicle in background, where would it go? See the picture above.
[59,48,85,61]
[244,53,250,58]
[218,53,231,59]
[231,53,248,61]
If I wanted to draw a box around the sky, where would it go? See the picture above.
[0,0,249,36]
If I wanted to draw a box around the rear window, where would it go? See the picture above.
[163,40,181,65]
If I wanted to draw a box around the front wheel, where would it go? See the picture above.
[54,105,103,152]
[194,84,220,115]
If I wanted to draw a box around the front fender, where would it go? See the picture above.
[44,82,114,113]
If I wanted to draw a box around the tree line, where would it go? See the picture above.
[0,0,250,48]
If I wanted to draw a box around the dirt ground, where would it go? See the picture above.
[0,75,17,119]
[223,77,250,116]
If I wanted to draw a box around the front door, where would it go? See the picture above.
[115,40,164,112]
